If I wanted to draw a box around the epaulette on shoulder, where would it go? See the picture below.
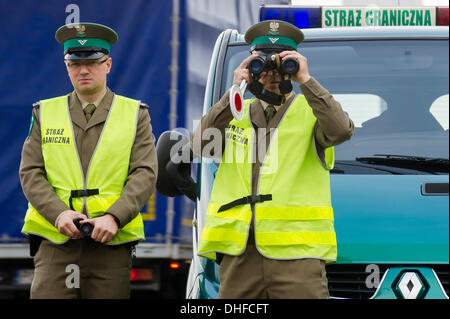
[139,102,149,109]
[32,101,41,109]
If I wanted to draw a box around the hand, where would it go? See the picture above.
[82,214,118,243]
[56,210,86,239]
[232,52,259,86]
[279,51,311,84]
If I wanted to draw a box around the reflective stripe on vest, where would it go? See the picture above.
[197,95,337,261]
[22,94,145,245]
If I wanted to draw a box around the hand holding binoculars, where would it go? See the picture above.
[230,51,300,118]
[247,51,299,96]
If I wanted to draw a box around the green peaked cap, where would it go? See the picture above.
[55,22,118,60]
[245,20,304,51]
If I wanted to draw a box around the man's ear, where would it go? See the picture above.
[106,56,112,74]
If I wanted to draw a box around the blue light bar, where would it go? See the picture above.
[260,6,321,29]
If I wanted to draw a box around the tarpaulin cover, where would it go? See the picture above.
[0,0,187,243]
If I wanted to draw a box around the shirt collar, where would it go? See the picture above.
[77,87,107,110]
[260,91,295,111]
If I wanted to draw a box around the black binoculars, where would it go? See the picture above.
[73,218,94,237]
[246,51,299,104]
[248,51,299,76]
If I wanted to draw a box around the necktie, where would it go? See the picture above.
[264,105,277,124]
[84,103,96,122]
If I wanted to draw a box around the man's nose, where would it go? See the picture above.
[79,64,90,74]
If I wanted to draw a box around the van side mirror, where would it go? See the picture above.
[156,131,197,202]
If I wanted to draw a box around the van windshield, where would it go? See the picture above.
[220,40,449,164]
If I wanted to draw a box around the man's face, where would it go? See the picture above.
[65,56,112,95]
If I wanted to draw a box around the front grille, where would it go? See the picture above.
[326,264,388,299]
[433,264,449,296]
[326,264,449,299]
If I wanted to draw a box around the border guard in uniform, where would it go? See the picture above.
[19,22,157,299]
[194,20,354,298]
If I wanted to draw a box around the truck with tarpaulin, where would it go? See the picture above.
[0,0,192,298]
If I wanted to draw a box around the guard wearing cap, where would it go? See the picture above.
[193,20,355,298]
[19,23,158,298]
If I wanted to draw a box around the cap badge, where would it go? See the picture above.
[78,39,88,45]
[268,21,279,35]
[74,25,86,37]
[269,37,279,44]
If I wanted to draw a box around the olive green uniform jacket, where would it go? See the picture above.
[192,77,355,196]
[19,88,158,229]
[192,77,354,298]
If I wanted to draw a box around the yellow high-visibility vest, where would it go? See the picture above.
[22,94,145,245]
[198,95,337,261]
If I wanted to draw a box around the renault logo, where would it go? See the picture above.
[394,270,428,299]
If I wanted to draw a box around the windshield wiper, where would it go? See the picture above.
[333,160,410,175]
[355,154,449,173]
